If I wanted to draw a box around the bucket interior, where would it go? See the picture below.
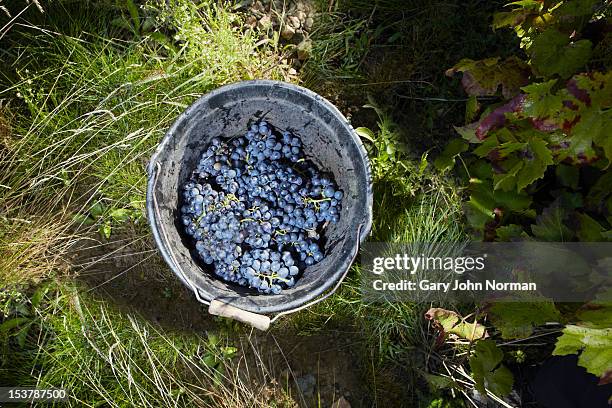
[148,81,372,314]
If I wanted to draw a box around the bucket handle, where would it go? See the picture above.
[209,224,363,330]
[150,161,363,330]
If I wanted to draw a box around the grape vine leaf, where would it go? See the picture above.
[529,29,592,79]
[446,57,530,99]
[554,0,599,18]
[531,199,574,241]
[553,325,612,384]
[576,213,606,242]
[555,164,579,189]
[573,71,612,107]
[521,79,563,118]
[488,301,560,339]
[495,224,528,241]
[492,9,538,30]
[470,339,514,396]
[425,308,487,341]
[577,288,612,330]
[516,138,554,191]
[434,139,468,172]
[571,108,612,164]
[467,179,532,230]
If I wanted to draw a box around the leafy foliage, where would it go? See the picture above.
[443,0,611,241]
[442,0,612,398]
[553,325,612,383]
[469,339,514,396]
[488,300,560,339]
[425,308,487,342]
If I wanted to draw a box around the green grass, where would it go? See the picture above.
[0,0,290,283]
[0,283,296,407]
[0,0,516,406]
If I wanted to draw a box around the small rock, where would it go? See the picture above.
[304,16,314,31]
[296,39,312,60]
[281,24,295,40]
[252,1,265,13]
[288,68,297,76]
[245,15,257,28]
[288,15,301,29]
[332,397,351,408]
[258,15,273,30]
[295,10,307,23]
[296,373,316,397]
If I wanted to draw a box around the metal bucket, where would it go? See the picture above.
[146,80,372,329]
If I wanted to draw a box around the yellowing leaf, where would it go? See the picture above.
[446,56,530,99]
[425,308,487,341]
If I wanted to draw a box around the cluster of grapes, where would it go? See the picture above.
[180,121,343,294]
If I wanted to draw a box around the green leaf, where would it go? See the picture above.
[507,0,541,9]
[470,339,514,396]
[492,10,535,29]
[516,138,553,191]
[90,202,105,218]
[529,29,592,78]
[554,0,599,17]
[454,123,479,143]
[473,136,499,157]
[202,353,218,368]
[446,56,530,99]
[521,79,564,118]
[553,325,612,380]
[466,179,532,230]
[572,108,612,163]
[489,301,560,339]
[434,139,468,172]
[556,164,579,189]
[423,373,456,391]
[576,213,605,242]
[0,317,31,333]
[30,284,49,309]
[110,208,131,222]
[495,224,526,241]
[531,200,574,241]
[577,307,612,330]
[222,346,237,358]
[99,222,112,240]
[354,127,375,143]
[72,213,95,226]
[493,160,523,191]
[465,95,480,123]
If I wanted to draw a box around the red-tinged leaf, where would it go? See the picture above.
[531,118,560,132]
[521,80,564,119]
[516,138,554,191]
[446,57,531,99]
[567,78,591,106]
[476,95,526,140]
